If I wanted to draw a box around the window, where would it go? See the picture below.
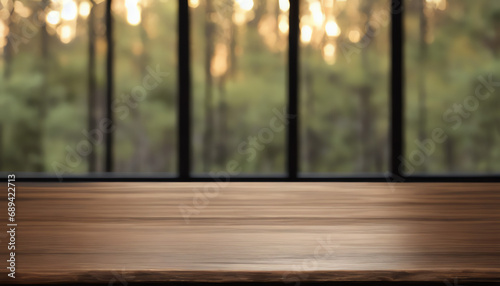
[1,0,105,174]
[190,0,287,175]
[405,0,500,175]
[113,0,178,173]
[299,0,389,174]
[1,0,498,182]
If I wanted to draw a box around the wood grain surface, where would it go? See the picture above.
[0,182,499,284]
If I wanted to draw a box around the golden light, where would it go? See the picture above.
[438,0,447,10]
[335,0,347,10]
[309,1,324,27]
[127,8,141,25]
[0,9,9,21]
[300,14,312,27]
[211,43,228,77]
[125,0,141,26]
[14,1,31,18]
[233,10,246,25]
[322,43,336,65]
[323,43,335,57]
[46,10,61,25]
[323,0,334,8]
[237,0,254,12]
[59,24,73,44]
[426,0,446,10]
[309,1,322,13]
[79,1,92,18]
[0,20,8,49]
[300,25,312,44]
[188,0,200,8]
[279,0,289,12]
[278,14,289,34]
[61,0,78,21]
[325,19,340,37]
[0,19,7,37]
[125,0,140,9]
[348,29,361,43]
[258,15,278,49]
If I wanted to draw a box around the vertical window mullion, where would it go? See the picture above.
[390,0,404,179]
[105,0,114,172]
[288,0,299,180]
[178,0,191,179]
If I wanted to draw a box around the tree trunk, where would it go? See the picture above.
[303,46,316,172]
[203,0,215,172]
[0,0,16,171]
[129,7,151,172]
[215,1,236,169]
[216,76,227,167]
[34,0,50,172]
[358,1,375,172]
[3,0,15,78]
[88,1,97,172]
[358,86,373,172]
[445,137,455,172]
[417,0,428,171]
[229,2,237,77]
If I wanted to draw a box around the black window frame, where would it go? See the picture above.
[11,0,500,183]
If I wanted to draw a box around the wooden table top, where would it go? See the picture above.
[0,182,499,284]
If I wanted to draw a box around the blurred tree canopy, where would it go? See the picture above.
[0,0,499,175]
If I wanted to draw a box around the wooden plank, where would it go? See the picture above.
[0,183,499,283]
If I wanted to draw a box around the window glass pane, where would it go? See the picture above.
[405,0,500,174]
[113,0,177,173]
[299,0,390,174]
[190,0,287,175]
[1,0,106,174]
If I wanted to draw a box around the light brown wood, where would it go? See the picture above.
[0,182,499,283]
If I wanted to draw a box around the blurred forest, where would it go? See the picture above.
[405,0,500,174]
[0,0,499,175]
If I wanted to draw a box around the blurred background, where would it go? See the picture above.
[405,0,500,174]
[0,0,499,176]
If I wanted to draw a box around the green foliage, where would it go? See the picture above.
[1,0,499,175]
